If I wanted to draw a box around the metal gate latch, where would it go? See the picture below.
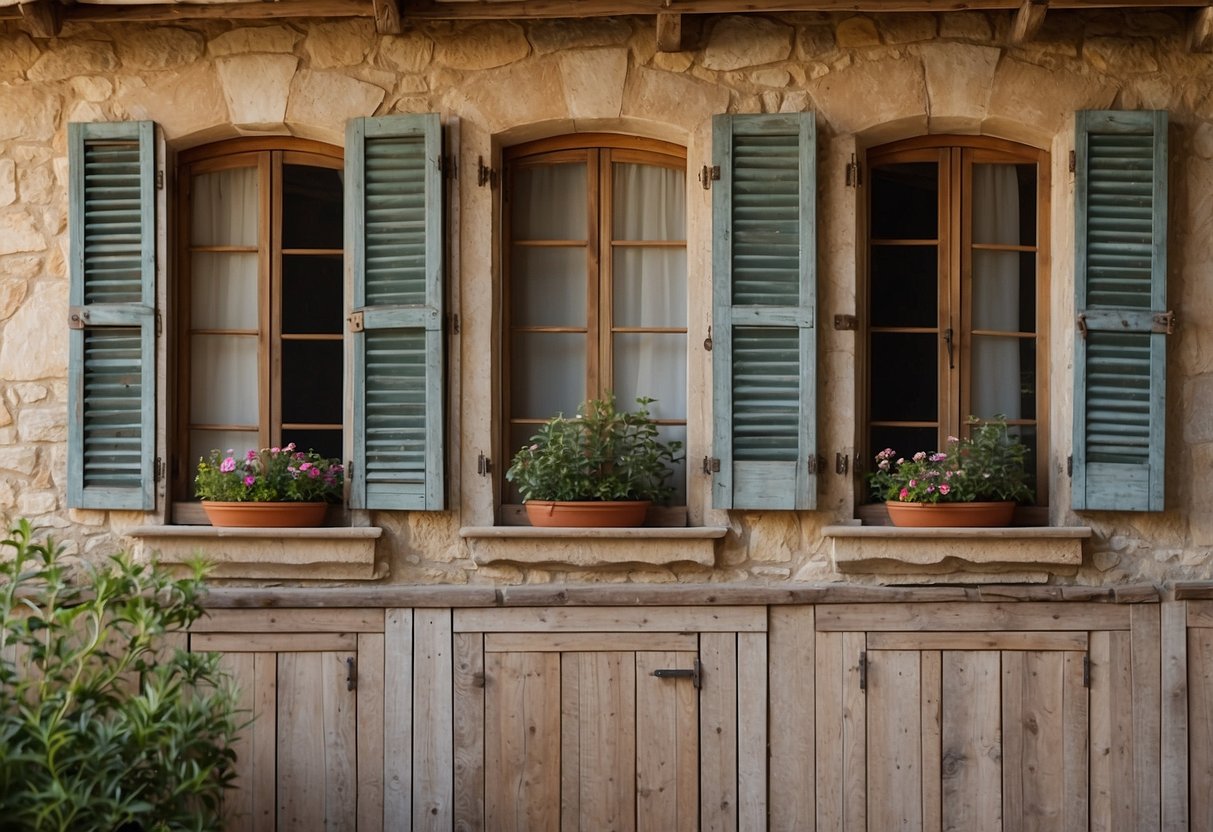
[652,658,703,689]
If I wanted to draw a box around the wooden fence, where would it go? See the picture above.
[193,582,1209,831]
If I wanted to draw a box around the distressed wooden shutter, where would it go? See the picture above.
[710,113,817,510]
[67,122,157,510]
[347,114,445,510]
[1072,110,1169,511]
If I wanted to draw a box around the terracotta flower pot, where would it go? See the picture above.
[885,500,1015,528]
[524,500,650,528]
[201,501,329,528]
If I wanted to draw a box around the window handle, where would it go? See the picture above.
[944,327,955,370]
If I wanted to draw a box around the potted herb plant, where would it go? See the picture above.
[867,418,1034,527]
[194,443,344,527]
[505,396,683,528]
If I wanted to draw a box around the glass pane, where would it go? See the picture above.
[657,423,687,505]
[612,163,685,241]
[867,425,939,468]
[510,247,587,327]
[191,252,258,329]
[870,246,937,328]
[869,332,937,423]
[971,335,1036,422]
[512,163,587,240]
[192,167,258,247]
[870,162,937,240]
[283,254,343,334]
[972,251,1034,333]
[1008,424,1038,500]
[613,248,687,327]
[282,164,343,250]
[191,334,258,425]
[190,429,259,481]
[282,340,343,424]
[972,163,1036,247]
[282,428,342,463]
[611,333,686,423]
[511,332,585,419]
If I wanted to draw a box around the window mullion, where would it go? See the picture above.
[944,148,963,442]
[263,151,278,450]
[587,148,603,400]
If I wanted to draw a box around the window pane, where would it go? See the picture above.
[870,162,937,240]
[510,247,587,327]
[657,424,687,504]
[283,254,343,334]
[972,251,1034,333]
[282,164,343,250]
[867,425,938,467]
[190,429,259,480]
[612,333,686,423]
[971,335,1035,422]
[511,332,585,419]
[282,428,342,463]
[191,334,258,425]
[191,252,258,329]
[972,163,1036,247]
[192,167,258,247]
[870,246,936,328]
[613,248,687,327]
[282,340,342,424]
[613,163,685,241]
[869,332,937,423]
[512,163,586,240]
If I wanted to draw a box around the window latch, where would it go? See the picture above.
[943,326,955,369]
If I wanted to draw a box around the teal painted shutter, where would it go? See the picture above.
[1072,110,1168,511]
[711,114,817,510]
[347,114,445,510]
[67,122,157,510]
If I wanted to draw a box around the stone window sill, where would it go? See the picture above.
[129,525,383,581]
[822,524,1092,583]
[459,526,728,568]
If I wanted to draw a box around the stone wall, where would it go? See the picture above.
[0,11,1211,585]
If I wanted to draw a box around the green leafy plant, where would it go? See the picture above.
[506,396,683,503]
[0,520,242,831]
[868,418,1034,504]
[195,443,344,503]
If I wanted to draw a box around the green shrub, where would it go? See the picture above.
[0,520,241,831]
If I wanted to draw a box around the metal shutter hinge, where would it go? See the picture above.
[845,154,862,188]
[477,453,492,477]
[1069,150,1076,173]
[703,326,713,351]
[835,453,849,476]
[156,170,165,190]
[807,455,825,475]
[1153,310,1176,334]
[699,165,720,190]
[346,656,357,691]
[155,310,162,338]
[1067,455,1073,477]
[154,457,164,483]
[477,156,498,189]
[1083,653,1090,688]
[1076,312,1087,339]
[834,314,858,331]
[703,456,720,475]
[447,313,460,335]
[439,154,458,180]
[859,650,868,692]
[68,307,88,329]
[348,311,364,332]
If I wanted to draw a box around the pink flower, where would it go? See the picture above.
[899,487,909,500]
[309,467,320,478]
[271,447,280,454]
[908,479,917,488]
[246,450,256,461]
[939,483,951,495]
[300,462,313,471]
[220,456,236,473]
[244,475,255,487]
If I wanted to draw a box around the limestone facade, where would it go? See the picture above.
[0,12,1211,585]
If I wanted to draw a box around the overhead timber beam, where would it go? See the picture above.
[656,12,682,52]
[1010,0,1048,43]
[373,0,403,33]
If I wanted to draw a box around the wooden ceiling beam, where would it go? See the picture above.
[1010,0,1048,42]
[18,0,60,36]
[63,0,369,23]
[373,0,403,33]
[656,11,682,52]
[1192,5,1213,50]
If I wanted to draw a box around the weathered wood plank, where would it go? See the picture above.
[277,652,323,832]
[372,0,402,33]
[814,631,845,832]
[769,606,815,832]
[867,649,922,830]
[453,633,485,832]
[1090,630,1134,831]
[578,651,636,832]
[454,606,766,633]
[701,632,738,832]
[1132,604,1162,831]
[561,653,581,831]
[357,633,386,832]
[1003,651,1066,830]
[868,630,1088,652]
[921,651,942,832]
[1189,628,1213,830]
[816,602,1129,632]
[1063,651,1090,832]
[737,630,767,832]
[383,610,413,831]
[1160,602,1187,832]
[1187,599,1213,627]
[940,650,1001,831]
[192,632,358,653]
[842,631,867,832]
[324,648,359,830]
[192,607,385,633]
[218,652,256,832]
[414,610,454,830]
[1010,0,1048,43]
[485,632,697,653]
[637,650,698,832]
[485,651,561,832]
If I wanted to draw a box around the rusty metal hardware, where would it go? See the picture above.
[652,658,703,690]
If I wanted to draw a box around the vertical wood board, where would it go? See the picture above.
[413,610,454,831]
[453,633,485,832]
[768,606,815,832]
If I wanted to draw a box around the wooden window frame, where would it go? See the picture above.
[501,134,689,523]
[173,138,344,518]
[860,135,1051,516]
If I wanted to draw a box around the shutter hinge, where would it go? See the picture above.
[156,170,165,190]
[703,326,713,351]
[153,457,164,483]
[703,456,720,475]
[447,313,460,334]
[477,156,498,189]
[845,154,862,188]
[348,311,364,333]
[1067,455,1073,477]
[155,310,162,338]
[859,650,868,692]
[346,656,357,691]
[1153,310,1176,334]
[1083,653,1091,688]
[1076,312,1087,339]
[438,154,458,180]
[699,164,720,190]
[68,307,88,329]
[807,455,825,475]
[833,314,858,331]
[1069,150,1076,173]
[835,452,850,476]
[477,452,492,477]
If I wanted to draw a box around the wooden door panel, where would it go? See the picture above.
[564,651,637,832]
[219,651,278,832]
[636,651,699,832]
[866,649,925,831]
[941,650,1002,831]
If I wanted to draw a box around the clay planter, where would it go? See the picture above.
[201,501,329,528]
[524,500,650,528]
[885,500,1015,528]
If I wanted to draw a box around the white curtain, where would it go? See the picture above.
[970,164,1022,421]
[189,167,260,463]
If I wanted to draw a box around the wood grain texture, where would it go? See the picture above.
[383,610,414,830]
[866,649,922,830]
[768,606,815,832]
[941,650,1001,831]
[636,650,698,832]
[413,610,454,830]
[192,607,385,633]
[1090,630,1135,830]
[867,630,1087,652]
[1189,628,1213,830]
[358,633,386,832]
[700,632,739,832]
[816,602,1129,632]
[485,632,697,652]
[454,605,766,633]
[453,633,485,832]
[921,651,943,832]
[1132,604,1162,831]
[578,651,637,832]
[814,631,845,832]
[736,631,767,832]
